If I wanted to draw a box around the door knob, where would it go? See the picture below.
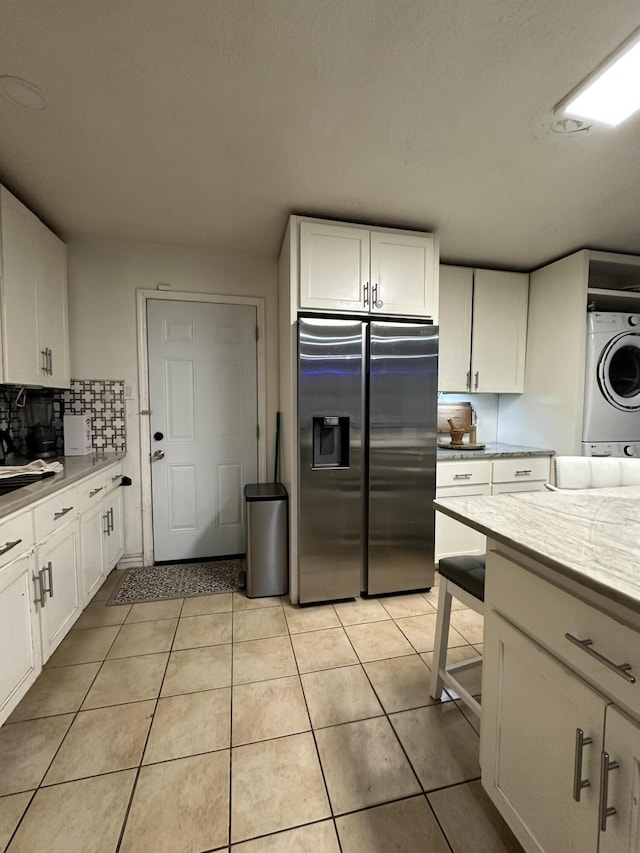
[152,450,165,461]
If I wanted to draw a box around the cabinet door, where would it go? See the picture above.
[80,501,105,604]
[102,488,124,573]
[481,612,604,853]
[0,188,41,384]
[599,706,640,853]
[471,270,528,393]
[37,522,81,662]
[437,266,473,392]
[0,552,41,726]
[36,227,70,388]
[435,483,489,561]
[370,231,437,318]
[299,221,369,312]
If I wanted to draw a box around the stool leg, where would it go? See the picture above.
[430,577,452,701]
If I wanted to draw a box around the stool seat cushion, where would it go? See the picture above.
[438,555,486,602]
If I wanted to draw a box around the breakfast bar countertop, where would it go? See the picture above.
[436,441,555,460]
[434,486,640,615]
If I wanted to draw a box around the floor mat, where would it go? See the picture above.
[107,559,242,605]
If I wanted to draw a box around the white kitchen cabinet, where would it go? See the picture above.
[490,456,550,495]
[299,218,438,319]
[438,265,528,393]
[0,550,41,726]
[81,501,105,602]
[36,521,81,662]
[482,546,640,853]
[600,705,640,853]
[102,476,124,572]
[0,185,70,387]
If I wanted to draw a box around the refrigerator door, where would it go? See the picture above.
[368,322,438,594]
[298,318,365,603]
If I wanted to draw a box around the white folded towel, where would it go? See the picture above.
[0,459,64,479]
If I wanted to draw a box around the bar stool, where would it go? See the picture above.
[430,555,485,718]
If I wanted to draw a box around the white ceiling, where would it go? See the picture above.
[0,0,639,270]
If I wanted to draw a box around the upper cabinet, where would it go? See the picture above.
[298,218,439,319]
[438,265,528,393]
[0,186,70,388]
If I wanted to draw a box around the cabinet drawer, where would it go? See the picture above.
[491,456,550,484]
[487,550,640,717]
[0,512,34,568]
[76,472,108,514]
[436,460,491,488]
[491,481,548,495]
[34,487,80,541]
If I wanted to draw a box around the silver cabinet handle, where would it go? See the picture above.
[515,469,532,476]
[41,349,48,373]
[108,506,114,534]
[103,512,110,536]
[89,487,103,498]
[474,371,479,390]
[54,506,74,520]
[0,538,22,555]
[33,570,46,608]
[372,283,384,309]
[363,281,369,308]
[47,348,53,375]
[466,370,471,391]
[599,751,620,831]
[573,728,593,801]
[565,633,636,683]
[41,561,54,599]
[111,474,121,482]
[453,473,473,479]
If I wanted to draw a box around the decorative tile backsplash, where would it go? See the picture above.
[0,380,126,457]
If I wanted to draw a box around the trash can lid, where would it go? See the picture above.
[244,483,288,501]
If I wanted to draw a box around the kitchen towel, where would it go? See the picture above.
[0,459,64,479]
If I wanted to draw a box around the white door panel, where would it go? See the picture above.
[148,300,258,561]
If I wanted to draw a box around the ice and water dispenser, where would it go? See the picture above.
[312,416,350,468]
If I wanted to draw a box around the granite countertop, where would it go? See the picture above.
[437,441,555,461]
[0,452,126,520]
[434,486,640,614]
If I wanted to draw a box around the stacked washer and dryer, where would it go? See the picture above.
[582,312,640,457]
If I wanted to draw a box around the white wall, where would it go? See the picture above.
[67,237,278,564]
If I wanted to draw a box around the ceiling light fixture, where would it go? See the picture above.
[556,26,640,127]
[0,76,46,111]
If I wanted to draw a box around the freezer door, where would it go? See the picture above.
[298,318,365,603]
[368,322,438,594]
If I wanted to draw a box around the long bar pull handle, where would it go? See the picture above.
[466,370,471,391]
[573,728,593,802]
[41,561,54,599]
[453,473,473,480]
[372,283,384,309]
[599,751,620,831]
[363,281,369,308]
[46,348,53,375]
[565,633,636,683]
[103,512,110,536]
[53,506,74,521]
[89,487,103,498]
[108,506,114,534]
[0,538,22,555]
[41,349,48,373]
[515,469,533,476]
[474,371,479,390]
[33,571,46,608]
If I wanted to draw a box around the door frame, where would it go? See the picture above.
[136,289,267,567]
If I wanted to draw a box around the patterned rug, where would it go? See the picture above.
[107,559,243,605]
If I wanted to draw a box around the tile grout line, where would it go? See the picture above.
[113,595,184,853]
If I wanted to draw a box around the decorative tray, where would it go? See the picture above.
[437,442,486,451]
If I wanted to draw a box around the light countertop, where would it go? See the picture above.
[437,441,555,461]
[0,452,126,520]
[434,486,640,614]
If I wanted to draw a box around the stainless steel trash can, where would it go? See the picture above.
[244,483,288,598]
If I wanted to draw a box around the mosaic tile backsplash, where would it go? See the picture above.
[0,380,126,458]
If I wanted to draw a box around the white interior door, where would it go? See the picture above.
[148,300,258,562]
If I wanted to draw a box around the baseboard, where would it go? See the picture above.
[116,553,145,571]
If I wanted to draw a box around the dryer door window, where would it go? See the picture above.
[598,332,640,411]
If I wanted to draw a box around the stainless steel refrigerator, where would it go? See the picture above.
[298,316,438,604]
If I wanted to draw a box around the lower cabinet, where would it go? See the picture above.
[36,521,81,662]
[81,501,105,602]
[482,554,640,853]
[0,551,41,723]
[102,485,124,572]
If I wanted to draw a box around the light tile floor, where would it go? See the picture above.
[0,570,524,852]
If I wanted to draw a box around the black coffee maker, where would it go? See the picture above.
[24,390,62,459]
